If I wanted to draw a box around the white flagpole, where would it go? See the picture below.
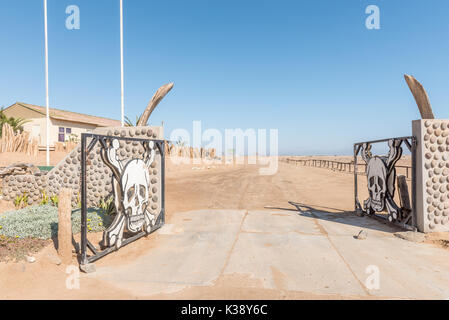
[44,0,50,165]
[120,0,125,127]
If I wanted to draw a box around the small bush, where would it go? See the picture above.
[40,190,50,205]
[0,205,113,240]
[50,194,59,207]
[98,197,116,215]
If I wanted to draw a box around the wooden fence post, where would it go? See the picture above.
[397,175,412,221]
[58,188,73,264]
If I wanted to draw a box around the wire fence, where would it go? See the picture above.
[282,158,412,180]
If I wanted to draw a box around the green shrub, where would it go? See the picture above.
[98,197,116,215]
[13,192,30,209]
[40,190,50,205]
[0,205,113,240]
[50,194,59,207]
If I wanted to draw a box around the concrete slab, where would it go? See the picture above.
[314,210,449,299]
[310,210,400,236]
[223,231,366,296]
[94,210,246,296]
[242,210,320,235]
[90,208,449,299]
[328,234,449,299]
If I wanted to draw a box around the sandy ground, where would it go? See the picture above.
[0,156,447,299]
[0,151,68,167]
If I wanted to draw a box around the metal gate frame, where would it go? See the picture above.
[354,136,417,231]
[79,133,165,266]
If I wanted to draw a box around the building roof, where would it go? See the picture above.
[9,102,122,127]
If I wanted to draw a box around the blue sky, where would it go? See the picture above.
[1,0,449,155]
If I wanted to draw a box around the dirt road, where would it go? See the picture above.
[1,160,448,300]
[166,161,358,216]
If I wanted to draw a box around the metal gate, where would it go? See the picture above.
[354,136,417,230]
[79,133,165,266]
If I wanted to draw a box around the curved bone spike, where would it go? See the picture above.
[404,74,434,119]
[106,139,123,174]
[385,139,402,170]
[361,143,372,163]
[144,141,156,168]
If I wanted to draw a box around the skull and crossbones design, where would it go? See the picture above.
[361,139,402,222]
[100,139,157,249]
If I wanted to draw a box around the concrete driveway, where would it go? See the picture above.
[92,208,449,299]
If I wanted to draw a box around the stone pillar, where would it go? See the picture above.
[412,119,449,233]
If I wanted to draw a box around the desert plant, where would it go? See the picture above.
[98,197,115,215]
[21,193,29,208]
[0,205,113,240]
[66,133,79,143]
[40,190,50,205]
[125,114,143,127]
[14,195,22,209]
[50,194,59,207]
[13,193,29,209]
[74,192,81,209]
[0,108,30,136]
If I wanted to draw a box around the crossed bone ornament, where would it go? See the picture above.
[361,139,403,222]
[100,139,157,249]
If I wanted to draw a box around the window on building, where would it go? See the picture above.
[58,127,73,142]
[58,127,65,142]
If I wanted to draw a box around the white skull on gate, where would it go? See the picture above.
[366,157,387,212]
[101,139,157,249]
[121,159,151,233]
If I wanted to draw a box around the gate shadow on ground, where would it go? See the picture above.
[265,201,402,234]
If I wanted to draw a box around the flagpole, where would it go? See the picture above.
[120,0,125,127]
[44,0,50,165]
